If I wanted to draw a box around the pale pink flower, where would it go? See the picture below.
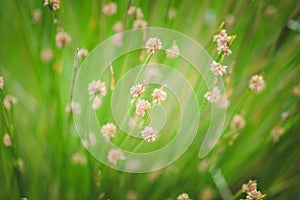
[32,9,42,24]
[135,7,144,19]
[91,95,102,110]
[101,123,117,140]
[77,48,88,59]
[111,33,123,46]
[136,99,151,117]
[102,2,117,16]
[130,83,145,98]
[146,37,162,54]
[213,29,232,56]
[152,88,167,104]
[88,80,107,97]
[218,94,230,109]
[71,152,87,165]
[113,21,124,33]
[210,60,227,76]
[249,75,266,93]
[65,101,81,115]
[141,126,157,142]
[0,76,4,89]
[133,19,148,29]
[246,190,264,200]
[107,149,125,165]
[204,87,221,103]
[231,114,246,129]
[177,193,190,200]
[55,32,71,48]
[3,95,17,110]
[166,44,180,58]
[3,133,12,147]
[127,6,136,15]
[242,180,257,193]
[44,0,60,11]
[40,48,53,62]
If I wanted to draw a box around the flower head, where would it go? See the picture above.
[204,87,221,103]
[113,21,124,33]
[108,149,125,165]
[32,9,41,24]
[135,7,144,19]
[40,48,53,62]
[246,190,264,200]
[102,2,117,16]
[249,75,266,93]
[77,48,88,59]
[146,37,162,54]
[55,32,71,48]
[3,133,12,147]
[91,95,102,110]
[136,99,151,117]
[88,80,107,97]
[0,76,4,89]
[166,44,180,58]
[177,193,190,200]
[242,180,257,193]
[101,123,117,140]
[133,19,148,29]
[141,126,157,142]
[65,101,81,115]
[44,0,60,11]
[231,114,246,129]
[3,95,17,110]
[210,60,227,76]
[152,88,167,104]
[213,29,232,56]
[130,83,145,98]
[127,6,136,15]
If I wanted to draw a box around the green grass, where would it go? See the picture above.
[0,0,300,199]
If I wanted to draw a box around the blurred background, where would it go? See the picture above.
[0,0,300,199]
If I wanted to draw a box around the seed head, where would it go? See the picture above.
[146,37,162,54]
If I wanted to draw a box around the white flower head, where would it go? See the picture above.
[91,95,102,110]
[133,19,148,29]
[166,44,180,58]
[65,101,81,115]
[230,114,246,129]
[3,133,12,147]
[152,88,167,104]
[44,0,60,11]
[102,2,117,16]
[101,123,117,140]
[141,126,157,142]
[3,95,17,110]
[242,180,257,193]
[249,75,266,93]
[135,7,144,19]
[177,193,190,200]
[108,149,125,165]
[136,99,151,117]
[113,21,124,33]
[40,48,53,62]
[0,76,4,89]
[127,6,136,15]
[204,87,221,103]
[130,83,145,98]
[210,60,227,76]
[146,37,162,54]
[213,29,232,56]
[55,32,71,48]
[88,80,107,97]
[77,48,88,59]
